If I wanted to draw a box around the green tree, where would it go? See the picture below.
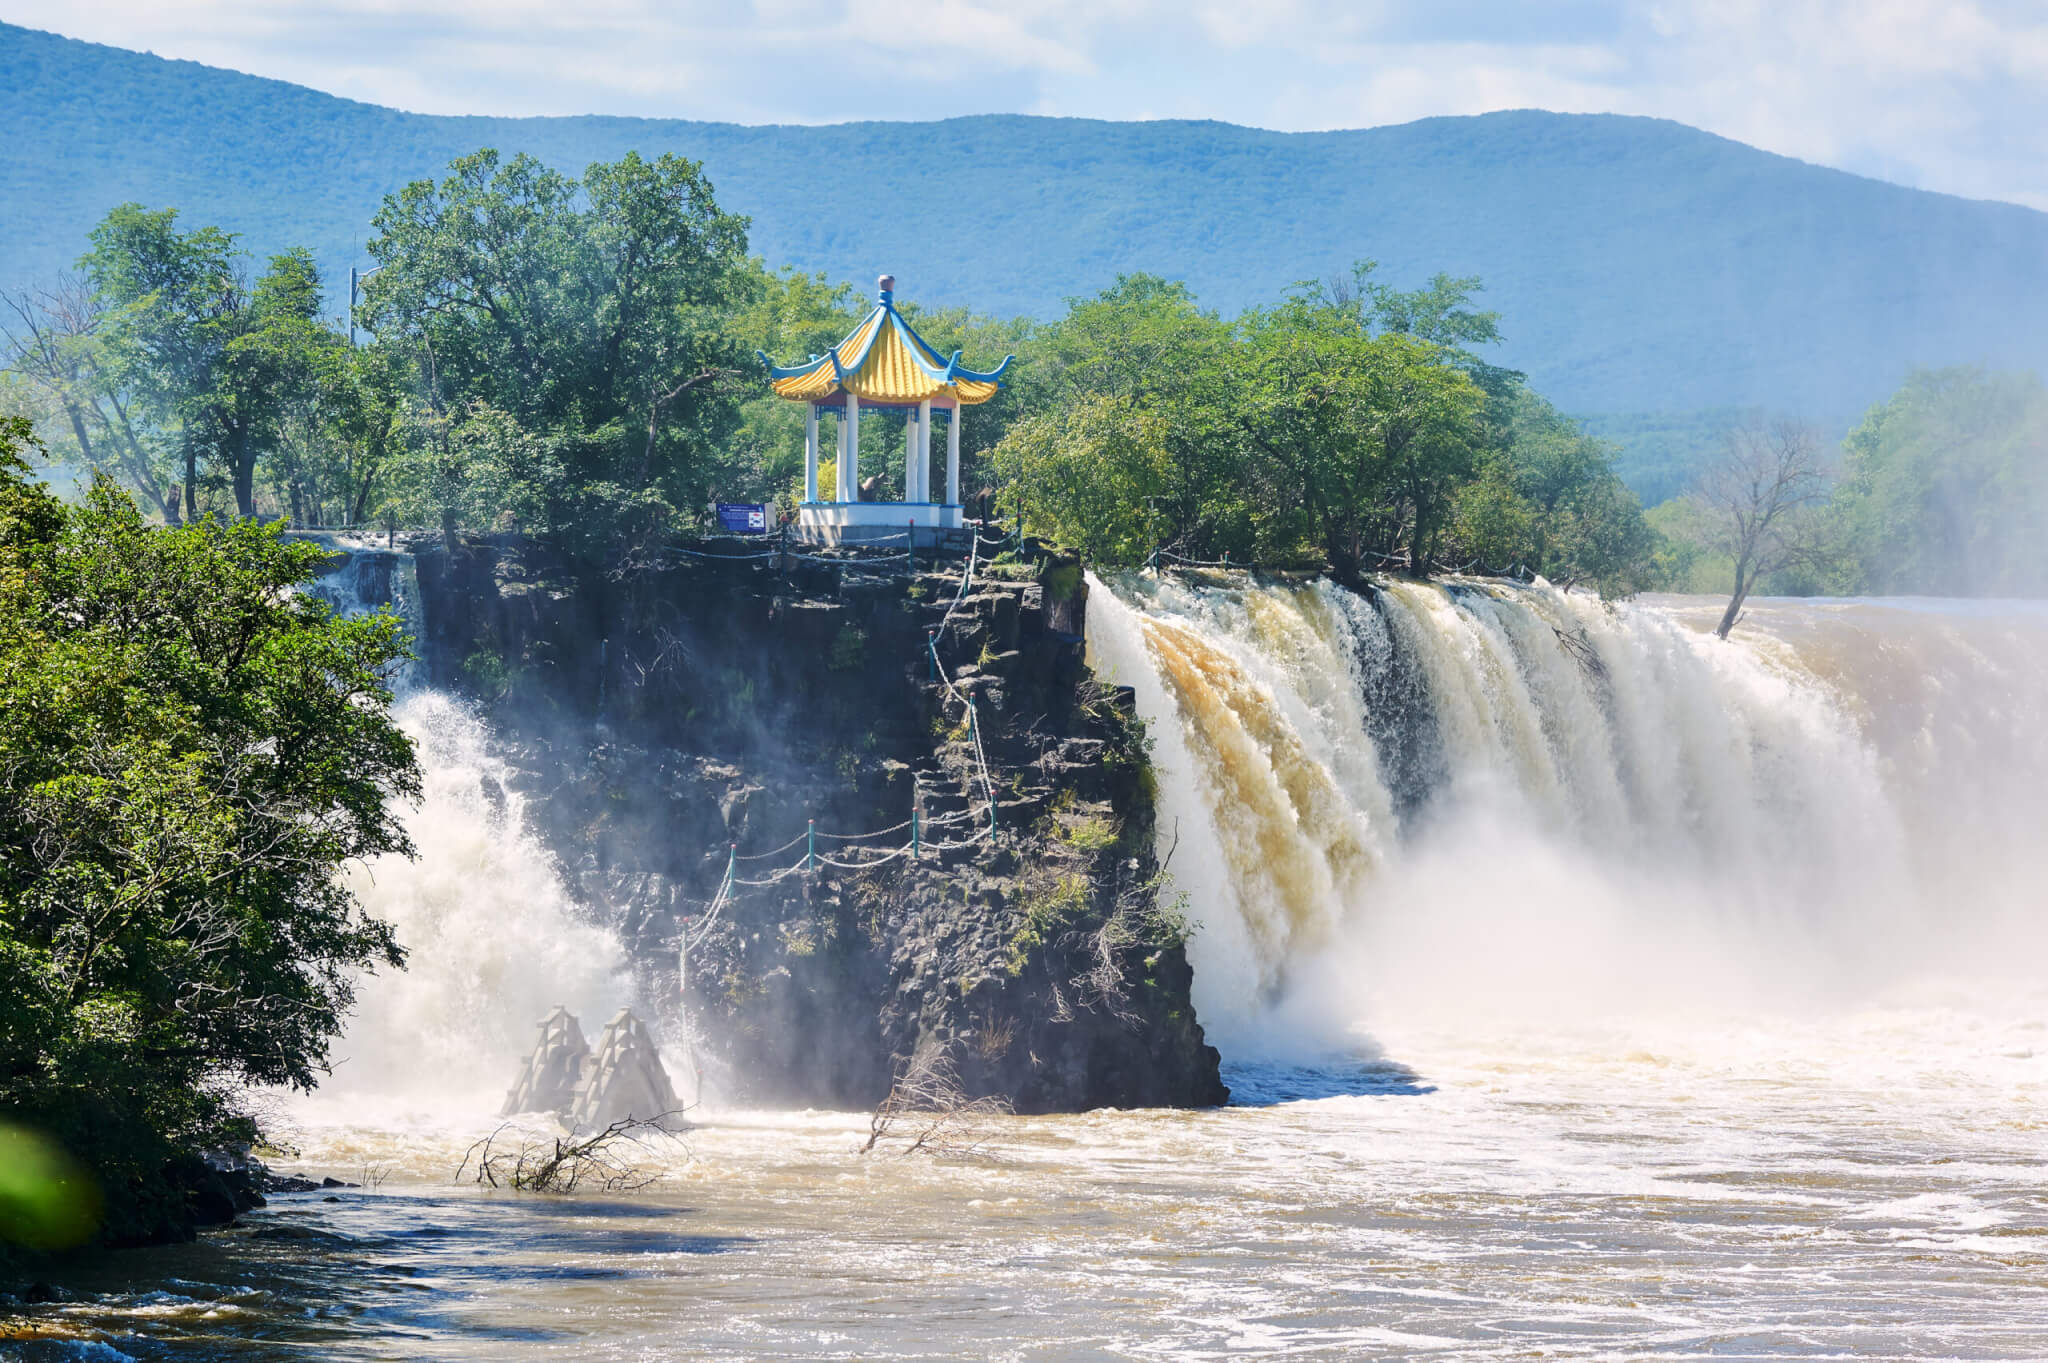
[1016,276,1242,555]
[1240,298,1486,573]
[390,397,542,541]
[229,249,348,524]
[1,278,180,522]
[1830,368,2048,595]
[1320,260,1526,394]
[992,395,1173,565]
[721,267,865,506]
[82,207,335,520]
[988,270,1651,584]
[326,343,410,528]
[1475,390,1657,591]
[0,418,419,1245]
[362,149,755,556]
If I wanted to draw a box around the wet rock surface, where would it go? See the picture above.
[414,540,1225,1112]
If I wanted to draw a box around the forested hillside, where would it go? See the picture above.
[4,19,2047,469]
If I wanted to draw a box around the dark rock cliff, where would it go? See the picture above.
[412,539,1226,1112]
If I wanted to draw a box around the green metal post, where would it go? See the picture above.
[912,805,920,861]
[807,820,815,872]
[928,630,937,681]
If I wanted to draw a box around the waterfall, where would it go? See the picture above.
[296,537,631,1122]
[304,537,427,689]
[1087,573,2048,1057]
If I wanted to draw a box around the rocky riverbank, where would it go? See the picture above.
[411,538,1226,1111]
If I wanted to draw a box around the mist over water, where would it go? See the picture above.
[103,552,2034,1360]
[1085,573,2048,1057]
[292,542,633,1127]
[310,692,632,1121]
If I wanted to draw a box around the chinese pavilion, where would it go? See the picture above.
[758,274,1013,540]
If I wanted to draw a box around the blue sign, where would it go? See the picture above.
[717,503,770,534]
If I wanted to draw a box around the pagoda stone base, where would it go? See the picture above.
[797,501,966,547]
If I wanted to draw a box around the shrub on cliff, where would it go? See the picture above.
[0,418,420,1250]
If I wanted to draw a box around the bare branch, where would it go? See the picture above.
[1693,418,1832,639]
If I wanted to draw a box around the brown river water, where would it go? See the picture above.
[7,583,2046,1360]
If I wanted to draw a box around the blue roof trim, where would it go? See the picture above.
[757,348,800,379]
[886,309,956,382]
[889,305,951,368]
[762,299,1016,392]
[758,348,835,383]
[839,304,890,375]
[886,306,1013,385]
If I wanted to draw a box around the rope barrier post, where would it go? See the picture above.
[927,629,937,682]
[972,703,995,839]
[912,804,920,862]
[806,819,815,873]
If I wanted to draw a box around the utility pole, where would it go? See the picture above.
[348,264,383,348]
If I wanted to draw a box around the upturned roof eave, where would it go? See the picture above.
[759,298,1015,400]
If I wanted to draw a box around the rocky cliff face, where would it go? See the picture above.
[412,539,1226,1112]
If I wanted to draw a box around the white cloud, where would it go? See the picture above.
[4,0,2045,207]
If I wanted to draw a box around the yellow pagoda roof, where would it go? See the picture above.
[758,279,1013,407]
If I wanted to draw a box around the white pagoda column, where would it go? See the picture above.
[916,399,932,503]
[834,401,848,499]
[903,410,918,503]
[843,392,861,501]
[804,403,820,503]
[946,405,961,508]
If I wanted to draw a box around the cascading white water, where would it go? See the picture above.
[1087,572,2048,1057]
[294,538,631,1124]
[81,558,2048,1359]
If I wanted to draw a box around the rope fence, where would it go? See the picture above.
[674,525,1006,965]
[658,523,1023,573]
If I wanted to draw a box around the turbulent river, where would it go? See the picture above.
[18,572,2048,1361]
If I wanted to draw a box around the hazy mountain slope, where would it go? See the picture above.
[3,21,2045,440]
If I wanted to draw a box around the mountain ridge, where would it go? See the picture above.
[4,19,2046,479]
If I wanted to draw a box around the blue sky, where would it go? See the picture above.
[7,0,2046,209]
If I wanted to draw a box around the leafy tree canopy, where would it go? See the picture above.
[360,149,756,556]
[0,417,418,1246]
[990,267,1655,591]
[1829,368,2048,596]
[82,208,338,522]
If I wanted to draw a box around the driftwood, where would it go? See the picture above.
[456,1114,685,1193]
[1552,623,1608,682]
[860,1039,1012,1158]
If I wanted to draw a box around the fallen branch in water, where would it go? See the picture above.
[455,1114,686,1193]
[861,1038,1012,1158]
[1552,623,1608,682]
